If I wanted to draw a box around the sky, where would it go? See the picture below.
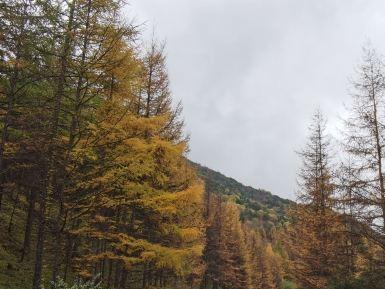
[125,0,385,200]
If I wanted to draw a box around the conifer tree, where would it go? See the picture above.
[286,111,341,289]
[245,225,281,289]
[337,47,385,287]
[342,48,385,253]
[56,30,206,288]
[139,40,186,143]
[203,197,249,289]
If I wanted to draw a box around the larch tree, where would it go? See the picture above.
[203,196,249,289]
[245,228,275,289]
[58,27,206,288]
[31,1,78,287]
[339,47,385,286]
[139,40,186,143]
[342,48,385,252]
[286,111,342,289]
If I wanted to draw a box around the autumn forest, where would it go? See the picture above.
[1,1,385,289]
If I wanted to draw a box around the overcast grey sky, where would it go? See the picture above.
[126,0,385,200]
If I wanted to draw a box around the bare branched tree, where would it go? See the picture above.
[342,48,385,250]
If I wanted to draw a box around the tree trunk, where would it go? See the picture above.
[142,263,148,289]
[32,2,76,288]
[7,191,19,234]
[32,187,47,289]
[20,189,36,261]
[51,200,64,285]
[51,0,92,282]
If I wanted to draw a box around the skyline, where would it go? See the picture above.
[127,0,385,199]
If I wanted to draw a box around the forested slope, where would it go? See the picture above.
[2,1,385,289]
[0,160,287,289]
[192,162,291,233]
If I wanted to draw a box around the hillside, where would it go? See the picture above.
[191,162,292,233]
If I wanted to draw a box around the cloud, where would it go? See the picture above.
[125,0,385,199]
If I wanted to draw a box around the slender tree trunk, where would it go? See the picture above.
[32,2,76,288]
[51,199,64,284]
[107,259,113,289]
[32,186,47,289]
[371,96,385,233]
[203,274,207,289]
[145,58,154,117]
[142,262,148,289]
[120,269,127,289]
[63,232,72,281]
[7,191,19,234]
[51,1,92,282]
[114,261,121,289]
[20,189,36,261]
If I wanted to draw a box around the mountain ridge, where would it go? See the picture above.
[190,161,292,233]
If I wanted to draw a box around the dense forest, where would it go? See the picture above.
[1,1,385,289]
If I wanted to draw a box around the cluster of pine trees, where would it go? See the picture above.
[0,1,282,289]
[285,49,385,289]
